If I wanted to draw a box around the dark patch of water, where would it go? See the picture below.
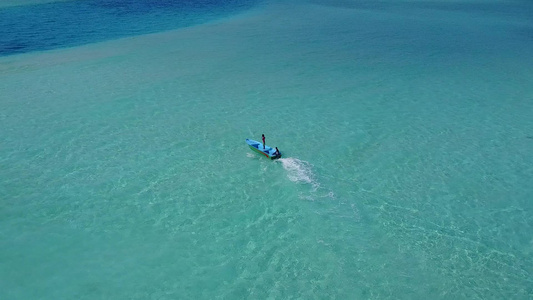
[0,0,259,56]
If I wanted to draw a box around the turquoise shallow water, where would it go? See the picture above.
[1,0,533,299]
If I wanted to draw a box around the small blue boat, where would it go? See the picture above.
[246,138,282,160]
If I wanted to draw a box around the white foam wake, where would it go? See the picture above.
[278,157,320,191]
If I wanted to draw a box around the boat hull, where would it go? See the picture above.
[246,139,281,160]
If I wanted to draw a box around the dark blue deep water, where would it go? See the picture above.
[0,0,259,56]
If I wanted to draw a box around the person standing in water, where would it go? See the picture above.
[262,134,265,149]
